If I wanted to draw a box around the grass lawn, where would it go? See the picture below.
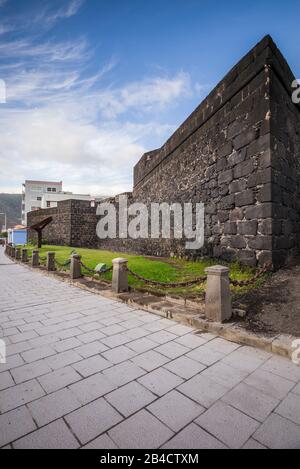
[24,244,267,298]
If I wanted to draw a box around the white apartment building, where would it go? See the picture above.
[41,192,92,209]
[21,180,93,225]
[22,180,63,225]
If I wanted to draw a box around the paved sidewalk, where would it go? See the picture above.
[0,247,300,449]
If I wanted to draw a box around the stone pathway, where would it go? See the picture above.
[0,247,300,449]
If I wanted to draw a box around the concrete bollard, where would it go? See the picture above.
[205,265,232,323]
[112,258,129,293]
[70,254,82,280]
[21,248,28,263]
[32,250,39,267]
[46,252,56,272]
[15,247,21,261]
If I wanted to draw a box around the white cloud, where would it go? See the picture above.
[0,106,174,195]
[0,37,89,62]
[0,7,201,196]
[36,0,86,28]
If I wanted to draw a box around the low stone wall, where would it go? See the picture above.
[27,200,98,248]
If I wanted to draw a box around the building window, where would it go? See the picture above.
[52,188,57,192]
[46,201,51,208]
[47,188,52,192]
[37,197,42,201]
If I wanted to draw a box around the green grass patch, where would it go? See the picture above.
[23,244,266,298]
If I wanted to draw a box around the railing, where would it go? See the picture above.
[4,245,271,323]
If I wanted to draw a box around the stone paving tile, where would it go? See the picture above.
[72,355,112,377]
[138,368,183,396]
[0,371,14,391]
[261,355,300,383]
[244,369,295,400]
[164,356,206,380]
[82,434,118,449]
[174,333,208,349]
[38,366,82,394]
[253,413,300,449]
[13,419,80,449]
[101,333,131,348]
[78,322,103,333]
[77,330,106,344]
[6,341,32,357]
[102,361,146,387]
[11,360,52,384]
[75,340,109,358]
[29,334,59,348]
[154,342,190,360]
[147,390,204,432]
[205,337,241,355]
[162,423,227,449]
[0,406,36,448]
[165,324,195,336]
[52,337,83,353]
[109,410,174,449]
[9,330,38,344]
[45,349,83,371]
[56,327,82,340]
[127,337,161,354]
[275,392,300,425]
[0,379,45,413]
[27,388,82,427]
[195,401,260,449]
[147,331,178,345]
[199,362,249,389]
[178,374,229,408]
[124,327,150,340]
[0,353,24,372]
[221,347,270,373]
[106,381,156,417]
[242,439,267,449]
[293,382,300,395]
[21,346,56,363]
[101,324,127,336]
[65,398,123,445]
[102,345,137,364]
[186,345,225,366]
[119,319,145,330]
[131,350,170,372]
[69,372,118,405]
[222,382,280,422]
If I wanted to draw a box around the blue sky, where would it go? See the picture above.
[0,0,299,195]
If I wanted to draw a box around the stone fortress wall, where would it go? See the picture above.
[28,36,300,268]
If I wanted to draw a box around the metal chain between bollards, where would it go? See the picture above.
[54,259,71,268]
[125,267,207,288]
[79,260,113,276]
[229,264,271,287]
